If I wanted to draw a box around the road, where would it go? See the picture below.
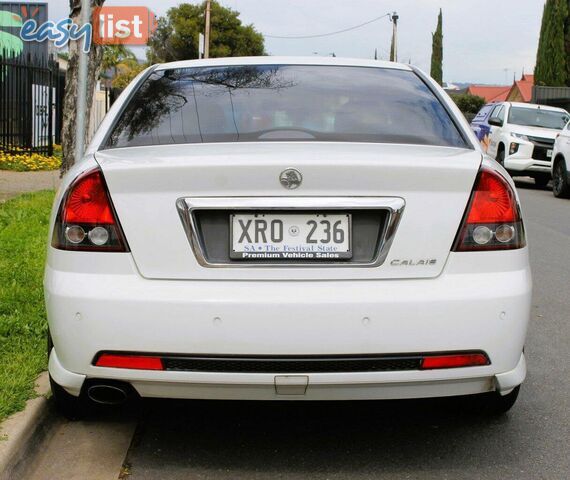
[24,181,570,480]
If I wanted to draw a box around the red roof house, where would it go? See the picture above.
[506,74,534,103]
[466,85,511,103]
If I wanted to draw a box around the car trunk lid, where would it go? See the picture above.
[95,142,481,280]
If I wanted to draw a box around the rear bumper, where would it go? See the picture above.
[49,348,526,400]
[45,249,532,401]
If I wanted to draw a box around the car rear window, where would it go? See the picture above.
[473,104,495,122]
[104,64,468,149]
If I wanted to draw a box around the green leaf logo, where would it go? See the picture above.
[0,11,24,58]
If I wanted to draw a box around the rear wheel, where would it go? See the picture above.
[552,159,570,198]
[49,375,89,420]
[48,331,88,420]
[477,385,520,416]
[533,175,550,189]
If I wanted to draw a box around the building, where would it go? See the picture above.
[463,74,536,105]
[443,82,461,92]
[506,74,534,103]
[465,85,511,103]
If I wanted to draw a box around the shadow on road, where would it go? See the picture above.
[124,396,521,479]
[513,176,552,192]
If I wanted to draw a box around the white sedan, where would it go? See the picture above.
[552,122,570,198]
[45,57,531,418]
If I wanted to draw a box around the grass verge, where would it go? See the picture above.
[0,191,54,422]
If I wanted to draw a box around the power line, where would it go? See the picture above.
[265,13,392,39]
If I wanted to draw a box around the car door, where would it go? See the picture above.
[487,104,505,158]
[471,104,494,151]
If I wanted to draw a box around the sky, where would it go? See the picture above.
[42,0,545,85]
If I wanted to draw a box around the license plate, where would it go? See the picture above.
[547,149,553,158]
[230,213,352,260]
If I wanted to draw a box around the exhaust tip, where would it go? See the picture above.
[87,383,129,405]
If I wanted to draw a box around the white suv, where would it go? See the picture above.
[485,102,569,187]
[552,121,570,198]
[45,57,531,419]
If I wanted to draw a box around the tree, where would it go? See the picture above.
[535,0,568,86]
[112,62,146,89]
[101,45,137,82]
[147,1,265,63]
[566,1,570,86]
[430,9,443,86]
[61,0,105,174]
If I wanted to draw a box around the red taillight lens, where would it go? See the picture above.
[62,170,115,224]
[52,168,129,251]
[453,166,525,251]
[95,354,164,371]
[421,353,489,370]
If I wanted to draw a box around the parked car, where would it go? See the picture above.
[469,102,497,152]
[45,57,531,419]
[471,101,570,187]
[552,121,570,198]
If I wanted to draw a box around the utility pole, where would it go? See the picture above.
[204,0,212,59]
[74,0,90,163]
[390,11,399,62]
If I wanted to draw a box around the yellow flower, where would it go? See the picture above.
[0,147,61,172]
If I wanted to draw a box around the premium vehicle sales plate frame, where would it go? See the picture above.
[230,212,352,260]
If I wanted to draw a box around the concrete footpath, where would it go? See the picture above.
[0,170,61,202]
[0,374,51,480]
[0,375,137,480]
[22,411,137,480]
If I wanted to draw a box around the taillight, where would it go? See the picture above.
[95,353,164,370]
[52,168,129,251]
[420,353,489,370]
[453,166,525,251]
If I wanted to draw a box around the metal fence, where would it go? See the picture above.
[532,86,570,111]
[0,51,61,156]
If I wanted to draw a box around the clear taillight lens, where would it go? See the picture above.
[453,166,525,251]
[52,168,129,252]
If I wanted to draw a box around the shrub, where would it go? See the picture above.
[0,147,61,172]
[450,94,486,115]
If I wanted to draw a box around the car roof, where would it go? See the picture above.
[505,101,568,113]
[154,56,413,72]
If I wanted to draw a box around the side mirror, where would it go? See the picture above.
[488,117,503,127]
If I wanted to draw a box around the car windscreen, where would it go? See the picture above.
[104,65,468,149]
[508,107,570,130]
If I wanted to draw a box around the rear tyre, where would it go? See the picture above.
[478,385,520,416]
[48,331,89,420]
[49,375,89,420]
[552,160,570,198]
[533,175,550,189]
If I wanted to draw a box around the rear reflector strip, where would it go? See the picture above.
[93,352,489,373]
[420,353,489,370]
[95,354,164,371]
